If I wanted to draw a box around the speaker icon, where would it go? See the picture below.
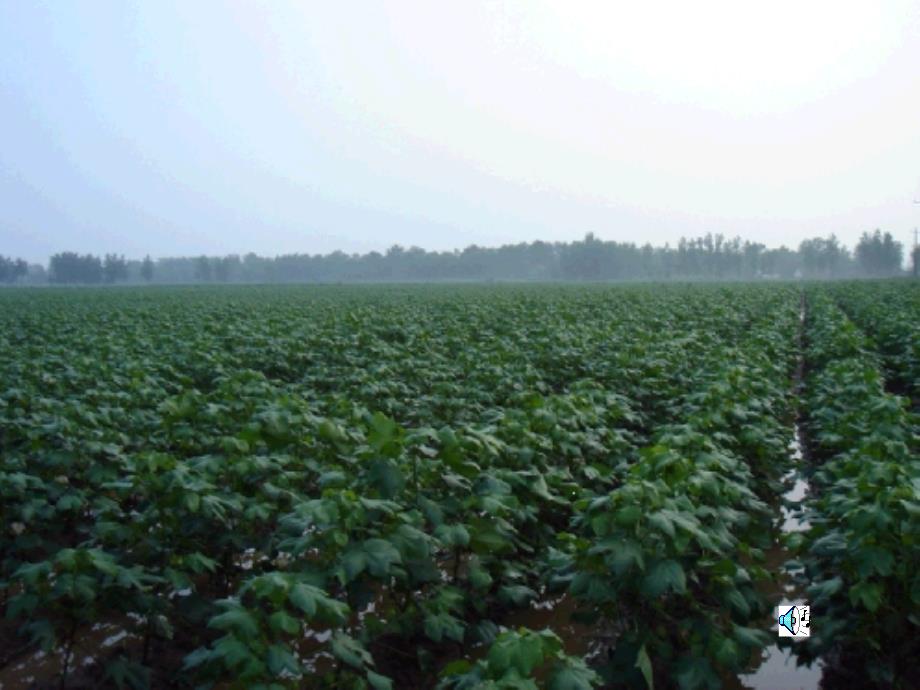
[778,606,799,635]
[777,604,810,637]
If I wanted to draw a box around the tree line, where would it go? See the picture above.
[0,229,912,285]
[0,256,29,283]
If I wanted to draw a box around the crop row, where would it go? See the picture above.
[560,295,799,689]
[792,289,920,688]
[826,281,920,405]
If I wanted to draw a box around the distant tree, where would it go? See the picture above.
[141,255,154,282]
[213,255,241,282]
[760,246,799,278]
[824,234,845,276]
[214,257,229,283]
[855,230,902,276]
[0,256,29,283]
[15,258,28,282]
[194,256,212,282]
[798,235,845,278]
[561,233,605,280]
[242,252,271,282]
[49,252,103,284]
[881,231,902,274]
[103,254,128,284]
[742,241,765,278]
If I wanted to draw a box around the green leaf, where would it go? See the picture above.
[24,619,55,651]
[289,583,348,624]
[435,524,471,547]
[648,511,675,538]
[331,632,373,669]
[269,611,300,635]
[424,612,465,643]
[857,547,894,578]
[318,419,347,443]
[732,625,770,649]
[641,559,686,598]
[6,593,38,619]
[441,659,473,677]
[470,524,511,554]
[604,539,645,576]
[367,458,405,499]
[724,587,750,618]
[714,636,739,668]
[674,656,718,690]
[208,607,260,638]
[55,549,77,570]
[213,635,257,669]
[319,471,346,488]
[590,514,609,537]
[635,645,653,690]
[367,670,394,690]
[289,583,319,616]
[808,576,842,603]
[13,560,51,585]
[849,581,883,612]
[498,585,537,607]
[183,646,214,669]
[614,505,642,526]
[56,494,83,512]
[548,659,600,690]
[368,413,399,453]
[267,644,300,676]
[103,656,151,690]
[340,549,368,581]
[184,492,200,513]
[184,552,218,573]
[362,538,402,577]
[116,566,153,590]
[488,630,546,676]
[468,563,493,590]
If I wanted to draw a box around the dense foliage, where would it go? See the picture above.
[830,281,920,402]
[48,253,129,285]
[788,286,920,688]
[0,281,916,689]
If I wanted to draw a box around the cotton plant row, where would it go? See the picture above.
[789,290,919,688]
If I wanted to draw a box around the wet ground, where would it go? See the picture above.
[733,342,821,690]
[731,298,822,690]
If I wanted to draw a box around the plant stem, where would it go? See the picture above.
[60,619,77,690]
[142,615,152,665]
[452,547,462,582]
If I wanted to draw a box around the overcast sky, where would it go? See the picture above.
[2,1,920,263]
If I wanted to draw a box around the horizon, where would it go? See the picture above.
[13,229,897,267]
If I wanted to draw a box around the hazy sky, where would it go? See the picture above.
[3,1,920,263]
